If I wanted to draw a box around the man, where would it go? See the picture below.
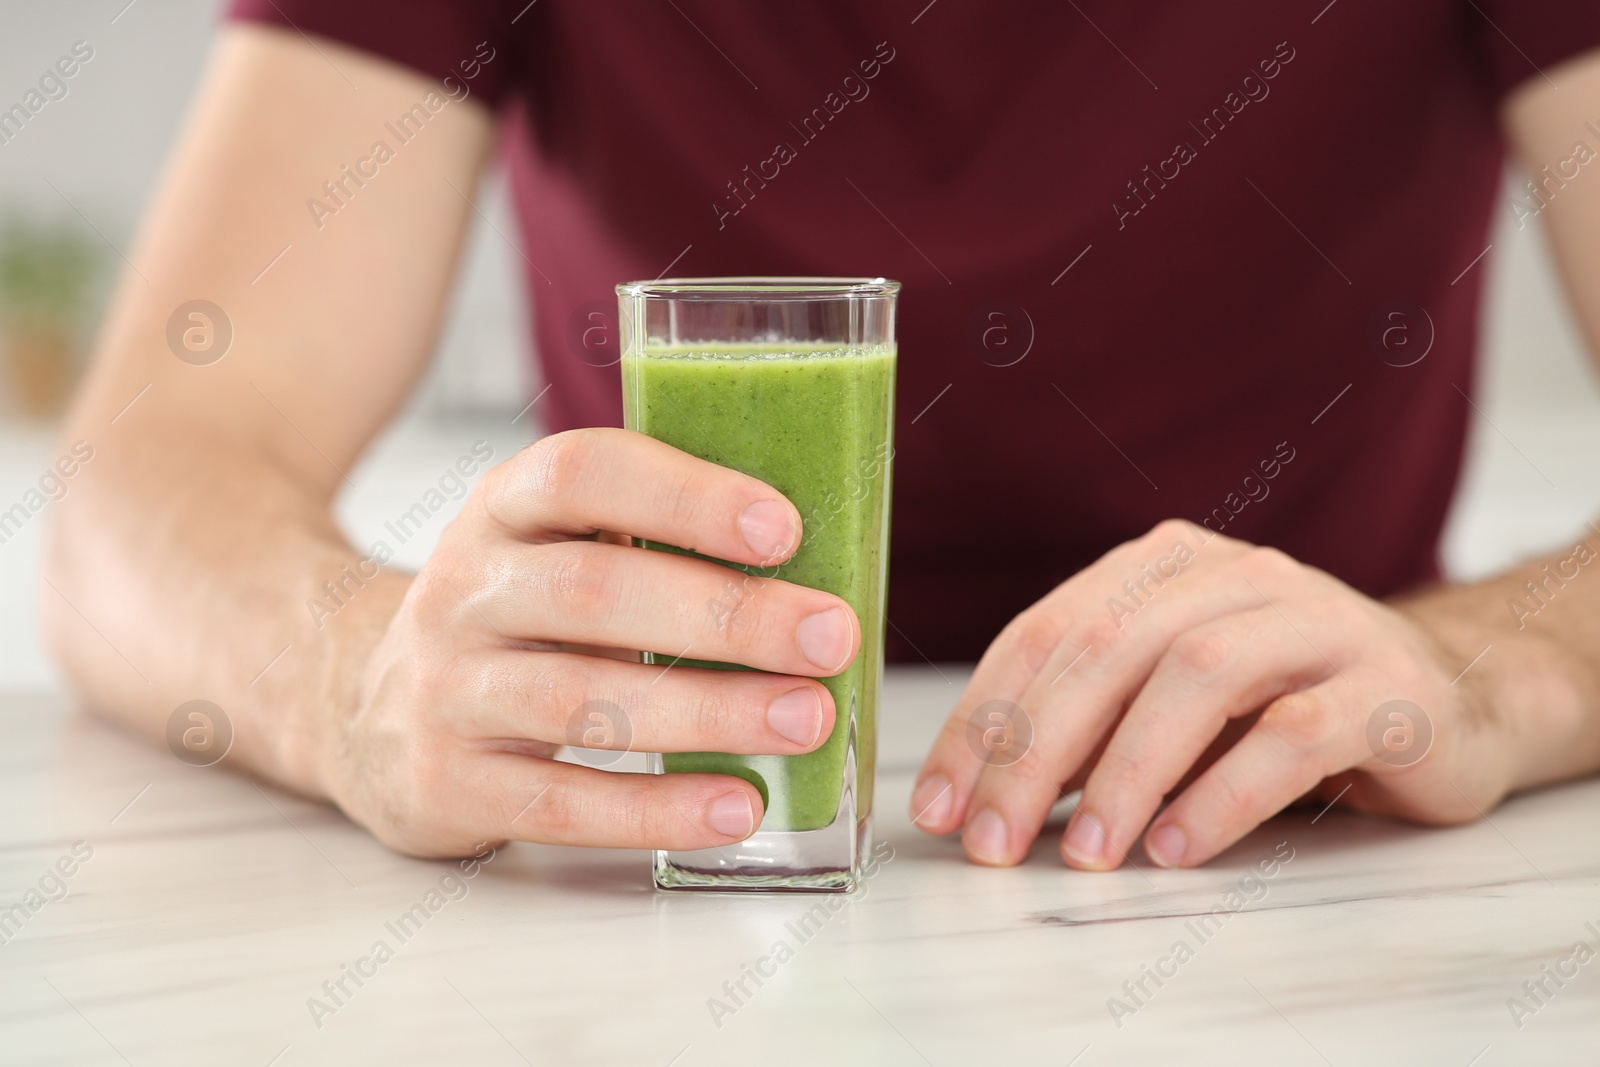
[47,0,1600,871]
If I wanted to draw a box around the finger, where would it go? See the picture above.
[464,539,860,677]
[1063,607,1333,870]
[910,523,1237,836]
[480,427,802,566]
[463,754,766,850]
[453,650,836,754]
[959,544,1283,866]
[1141,681,1368,868]
[907,606,1079,835]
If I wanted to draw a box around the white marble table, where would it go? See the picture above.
[2,668,1597,1066]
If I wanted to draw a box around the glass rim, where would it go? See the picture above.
[616,276,900,300]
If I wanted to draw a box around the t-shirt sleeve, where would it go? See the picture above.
[226,0,523,107]
[1469,0,1600,97]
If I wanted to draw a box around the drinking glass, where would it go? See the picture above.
[617,277,898,891]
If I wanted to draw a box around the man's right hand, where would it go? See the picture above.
[43,27,852,860]
[329,428,859,857]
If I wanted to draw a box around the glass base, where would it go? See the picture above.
[653,708,868,892]
[654,815,872,893]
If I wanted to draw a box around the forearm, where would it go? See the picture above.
[1460,56,1600,788]
[44,423,409,798]
[38,25,497,797]
[1394,538,1600,793]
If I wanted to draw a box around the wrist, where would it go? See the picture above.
[1395,585,1600,794]
[287,566,412,803]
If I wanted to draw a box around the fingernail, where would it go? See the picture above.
[1146,824,1187,868]
[767,688,823,746]
[964,808,1010,864]
[738,500,796,561]
[797,607,853,672]
[910,774,954,827]
[1064,810,1107,866]
[707,791,755,838]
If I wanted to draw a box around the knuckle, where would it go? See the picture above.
[1006,729,1053,780]
[690,690,741,746]
[519,656,567,709]
[715,575,788,654]
[1170,628,1236,676]
[1259,691,1336,750]
[1207,767,1257,823]
[1238,545,1298,582]
[529,659,590,734]
[405,564,465,621]
[1091,745,1146,793]
[714,573,764,639]
[998,609,1069,676]
[424,652,477,712]
[609,784,669,843]
[661,468,708,532]
[544,543,628,619]
[527,428,604,508]
[473,554,529,616]
[470,447,520,513]
[531,782,584,838]
[470,458,507,513]
[934,703,977,752]
[1149,517,1196,545]
[703,575,742,631]
[1076,614,1125,656]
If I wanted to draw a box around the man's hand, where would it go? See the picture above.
[47,28,857,859]
[331,428,859,857]
[908,520,1533,870]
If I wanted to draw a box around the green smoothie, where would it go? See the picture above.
[621,343,895,832]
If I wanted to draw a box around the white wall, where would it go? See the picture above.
[1440,174,1600,581]
[0,0,532,415]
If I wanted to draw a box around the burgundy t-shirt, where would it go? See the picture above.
[231,0,1600,662]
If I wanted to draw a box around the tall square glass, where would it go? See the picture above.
[617,277,898,891]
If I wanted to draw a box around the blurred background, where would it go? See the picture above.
[2,1,1599,689]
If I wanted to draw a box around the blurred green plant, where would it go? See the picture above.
[0,215,101,417]
[0,215,98,330]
